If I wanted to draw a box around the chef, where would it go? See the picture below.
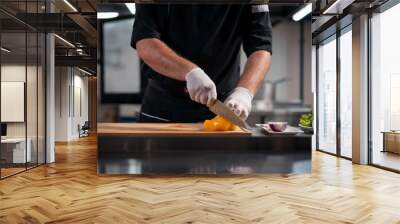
[131,4,272,122]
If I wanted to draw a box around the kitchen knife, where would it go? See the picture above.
[208,100,251,131]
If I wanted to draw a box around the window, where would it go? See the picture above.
[317,36,337,154]
[339,29,352,158]
[316,25,353,159]
[370,3,400,171]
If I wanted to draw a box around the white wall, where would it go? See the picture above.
[1,65,41,138]
[72,74,89,138]
[270,21,301,103]
[55,67,89,141]
[242,20,312,106]
[55,67,69,141]
[1,65,26,139]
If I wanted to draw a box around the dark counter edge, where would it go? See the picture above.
[97,132,312,175]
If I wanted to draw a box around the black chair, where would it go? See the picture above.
[78,121,90,138]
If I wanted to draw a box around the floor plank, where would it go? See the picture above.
[0,136,400,224]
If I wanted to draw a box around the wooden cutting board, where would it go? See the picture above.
[98,123,250,136]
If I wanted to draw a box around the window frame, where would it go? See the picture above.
[315,23,353,160]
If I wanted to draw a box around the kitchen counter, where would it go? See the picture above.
[97,123,312,175]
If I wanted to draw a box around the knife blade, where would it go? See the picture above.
[208,100,251,131]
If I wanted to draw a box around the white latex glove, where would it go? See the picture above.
[185,68,217,106]
[225,87,253,120]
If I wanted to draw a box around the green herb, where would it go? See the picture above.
[299,113,313,127]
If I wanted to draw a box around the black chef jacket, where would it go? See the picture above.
[131,4,272,122]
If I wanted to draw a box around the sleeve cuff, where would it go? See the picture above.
[131,32,161,49]
[244,45,272,57]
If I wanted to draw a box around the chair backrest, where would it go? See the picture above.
[82,121,90,129]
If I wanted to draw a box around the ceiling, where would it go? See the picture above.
[2,0,393,72]
[0,0,311,73]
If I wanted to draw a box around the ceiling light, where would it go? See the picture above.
[1,47,11,53]
[97,12,119,19]
[54,34,75,48]
[78,67,94,76]
[63,0,78,12]
[125,3,136,15]
[323,0,353,14]
[76,49,85,55]
[292,3,312,21]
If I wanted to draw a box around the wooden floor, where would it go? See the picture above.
[1,136,400,224]
[1,167,26,178]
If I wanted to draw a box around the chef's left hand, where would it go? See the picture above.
[225,87,253,120]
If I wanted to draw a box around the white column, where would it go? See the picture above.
[45,0,56,163]
[352,14,369,164]
[46,33,55,163]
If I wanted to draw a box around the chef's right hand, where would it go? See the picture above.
[185,68,217,106]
